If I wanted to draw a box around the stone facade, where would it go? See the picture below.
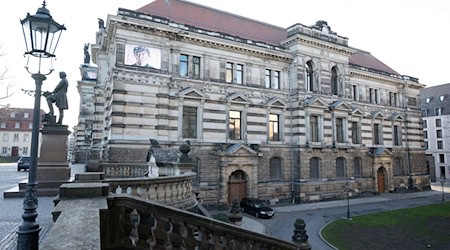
[80,0,429,205]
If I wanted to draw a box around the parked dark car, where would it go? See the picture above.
[17,157,31,171]
[240,198,274,218]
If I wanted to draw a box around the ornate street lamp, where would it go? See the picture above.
[17,1,65,249]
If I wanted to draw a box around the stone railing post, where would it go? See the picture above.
[292,218,311,250]
[228,199,243,226]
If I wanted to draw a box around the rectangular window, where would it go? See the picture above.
[179,54,188,77]
[437,141,443,149]
[28,123,32,129]
[336,117,344,143]
[437,129,442,138]
[436,119,441,127]
[389,92,397,107]
[273,71,280,89]
[229,111,241,140]
[269,114,280,141]
[374,123,382,145]
[1,147,7,155]
[265,69,272,88]
[393,125,401,146]
[226,62,233,83]
[13,133,19,142]
[354,158,362,177]
[374,89,378,104]
[352,85,358,101]
[182,107,197,138]
[24,113,29,118]
[193,56,201,79]
[310,115,319,142]
[23,134,30,142]
[22,147,28,155]
[423,120,427,128]
[351,122,361,144]
[15,122,20,129]
[10,112,15,118]
[236,64,243,84]
[435,107,441,116]
[2,134,8,142]
[0,122,5,128]
[424,131,428,139]
[369,88,373,103]
[439,154,445,163]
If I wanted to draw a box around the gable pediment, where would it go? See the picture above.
[351,108,364,117]
[371,111,385,119]
[226,92,252,104]
[266,96,287,108]
[303,96,328,109]
[178,87,208,100]
[329,100,352,112]
[224,143,257,156]
[389,113,403,121]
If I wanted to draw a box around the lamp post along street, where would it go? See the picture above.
[441,177,446,204]
[17,1,65,249]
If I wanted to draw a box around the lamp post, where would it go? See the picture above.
[440,176,446,204]
[84,121,92,172]
[17,2,65,249]
[346,177,353,220]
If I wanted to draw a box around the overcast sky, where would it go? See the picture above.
[1,0,449,130]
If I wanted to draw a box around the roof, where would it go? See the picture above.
[136,0,400,76]
[420,83,450,99]
[137,0,287,45]
[349,50,399,75]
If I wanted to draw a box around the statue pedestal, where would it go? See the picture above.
[36,124,71,194]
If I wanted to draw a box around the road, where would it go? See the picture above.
[0,163,84,250]
[252,188,449,250]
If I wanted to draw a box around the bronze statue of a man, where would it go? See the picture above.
[46,71,69,124]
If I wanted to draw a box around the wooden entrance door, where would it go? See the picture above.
[11,146,19,157]
[377,168,385,193]
[228,170,247,204]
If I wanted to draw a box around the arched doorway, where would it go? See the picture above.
[377,167,387,193]
[228,170,247,204]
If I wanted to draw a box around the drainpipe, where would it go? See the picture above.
[289,60,297,204]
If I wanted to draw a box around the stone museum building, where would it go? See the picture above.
[75,0,429,205]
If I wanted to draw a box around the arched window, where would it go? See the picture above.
[354,157,362,177]
[336,157,346,178]
[310,157,320,179]
[331,66,338,95]
[394,157,403,175]
[269,157,282,180]
[305,61,315,92]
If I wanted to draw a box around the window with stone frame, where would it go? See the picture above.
[229,110,241,140]
[179,54,189,77]
[436,118,441,127]
[393,125,402,146]
[310,115,320,142]
[269,113,280,141]
[273,70,280,89]
[373,123,382,145]
[15,122,20,129]
[394,157,403,175]
[22,147,28,155]
[2,134,8,142]
[436,129,442,138]
[352,85,358,101]
[1,147,7,155]
[336,157,346,178]
[13,133,19,142]
[305,60,315,92]
[353,157,362,177]
[437,140,443,149]
[269,157,282,181]
[236,64,243,84]
[351,121,361,144]
[23,134,30,142]
[226,62,233,83]
[331,66,339,95]
[0,122,5,128]
[336,117,345,143]
[265,69,271,88]
[182,107,197,139]
[439,154,445,163]
[389,92,398,107]
[310,157,320,179]
[192,56,201,79]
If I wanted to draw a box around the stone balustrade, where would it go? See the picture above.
[105,173,198,210]
[102,163,148,177]
[104,194,300,249]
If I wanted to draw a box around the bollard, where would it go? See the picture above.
[292,218,312,250]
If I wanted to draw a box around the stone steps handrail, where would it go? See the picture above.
[105,194,300,249]
[105,173,198,210]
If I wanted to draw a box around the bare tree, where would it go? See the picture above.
[0,44,14,104]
